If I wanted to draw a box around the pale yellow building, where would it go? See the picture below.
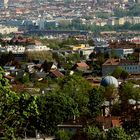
[0,25,18,34]
[70,44,86,51]
[118,17,125,25]
[107,17,125,26]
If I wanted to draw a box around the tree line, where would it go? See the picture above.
[0,67,140,139]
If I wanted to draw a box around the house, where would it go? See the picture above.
[41,61,57,72]
[96,116,121,131]
[69,44,86,51]
[57,124,83,135]
[21,63,35,73]
[30,72,47,82]
[102,58,120,76]
[78,46,95,59]
[86,76,101,87]
[49,69,64,78]
[4,66,25,80]
[72,62,90,71]
[57,116,85,137]
[102,57,140,76]
[4,74,15,83]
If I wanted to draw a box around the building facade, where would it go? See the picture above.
[102,58,140,76]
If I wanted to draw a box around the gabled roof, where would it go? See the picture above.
[4,75,14,80]
[96,116,121,129]
[102,58,120,66]
[112,119,121,127]
[76,62,89,68]
[103,58,140,66]
[50,69,64,78]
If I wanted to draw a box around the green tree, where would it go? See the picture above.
[111,67,123,79]
[96,52,105,66]
[120,70,129,80]
[85,126,106,140]
[119,82,140,113]
[0,67,39,139]
[37,91,79,135]
[0,52,15,66]
[21,73,30,84]
[88,88,104,117]
[87,39,95,46]
[128,4,140,16]
[106,127,131,140]
[55,130,73,140]
[101,85,118,115]
[114,8,127,17]
[58,74,92,115]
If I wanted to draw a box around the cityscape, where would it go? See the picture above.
[0,0,140,140]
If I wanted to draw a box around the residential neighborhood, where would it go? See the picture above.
[0,33,140,139]
[0,0,140,140]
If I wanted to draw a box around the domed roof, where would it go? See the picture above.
[101,76,118,87]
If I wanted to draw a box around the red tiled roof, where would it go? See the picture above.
[4,75,14,80]
[103,58,140,66]
[76,62,89,68]
[112,119,121,127]
[102,58,120,66]
[50,69,64,78]
[96,116,121,129]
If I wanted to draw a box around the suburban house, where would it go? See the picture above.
[72,62,90,71]
[4,66,25,80]
[41,61,58,72]
[21,63,35,73]
[49,69,64,78]
[78,46,95,59]
[69,44,86,51]
[102,57,140,76]
[96,116,121,131]
[30,72,47,82]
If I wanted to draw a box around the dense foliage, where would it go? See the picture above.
[0,66,140,139]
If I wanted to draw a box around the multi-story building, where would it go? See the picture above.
[0,25,18,34]
[102,56,140,76]
[0,45,25,54]
[107,17,125,26]
[25,45,51,52]
[125,17,140,24]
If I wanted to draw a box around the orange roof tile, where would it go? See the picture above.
[112,119,121,127]
[50,69,64,78]
[102,58,120,66]
[76,62,89,68]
